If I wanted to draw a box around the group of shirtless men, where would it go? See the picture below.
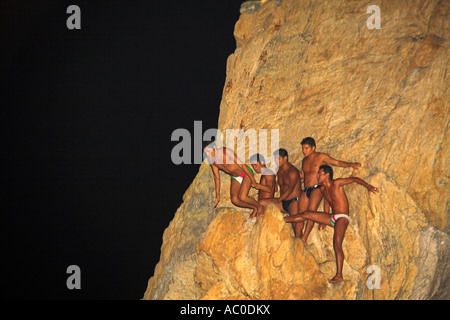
[203,137,379,283]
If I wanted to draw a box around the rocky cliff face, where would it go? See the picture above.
[143,0,449,300]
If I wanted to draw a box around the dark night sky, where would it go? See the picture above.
[1,0,243,299]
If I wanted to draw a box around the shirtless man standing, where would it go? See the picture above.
[203,141,263,217]
[285,165,378,283]
[299,137,361,245]
[260,149,303,237]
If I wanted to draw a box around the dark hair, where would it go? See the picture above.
[202,139,215,151]
[319,164,333,180]
[301,137,316,148]
[273,148,288,161]
[249,153,265,165]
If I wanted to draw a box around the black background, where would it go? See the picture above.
[2,0,242,299]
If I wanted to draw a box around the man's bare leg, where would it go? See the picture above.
[230,178,258,217]
[329,218,349,283]
[297,193,309,243]
[239,175,263,218]
[288,201,302,238]
[284,210,332,226]
[285,211,349,283]
[301,189,324,244]
[260,198,284,212]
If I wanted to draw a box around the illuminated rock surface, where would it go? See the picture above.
[143,0,449,300]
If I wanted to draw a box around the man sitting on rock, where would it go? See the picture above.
[203,140,263,218]
[259,149,303,236]
[284,164,379,283]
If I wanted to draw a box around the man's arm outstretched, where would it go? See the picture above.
[323,154,361,169]
[335,177,379,194]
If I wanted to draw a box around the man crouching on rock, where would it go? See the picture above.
[284,164,379,283]
[203,140,263,218]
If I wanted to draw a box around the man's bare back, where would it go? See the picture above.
[211,147,247,177]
